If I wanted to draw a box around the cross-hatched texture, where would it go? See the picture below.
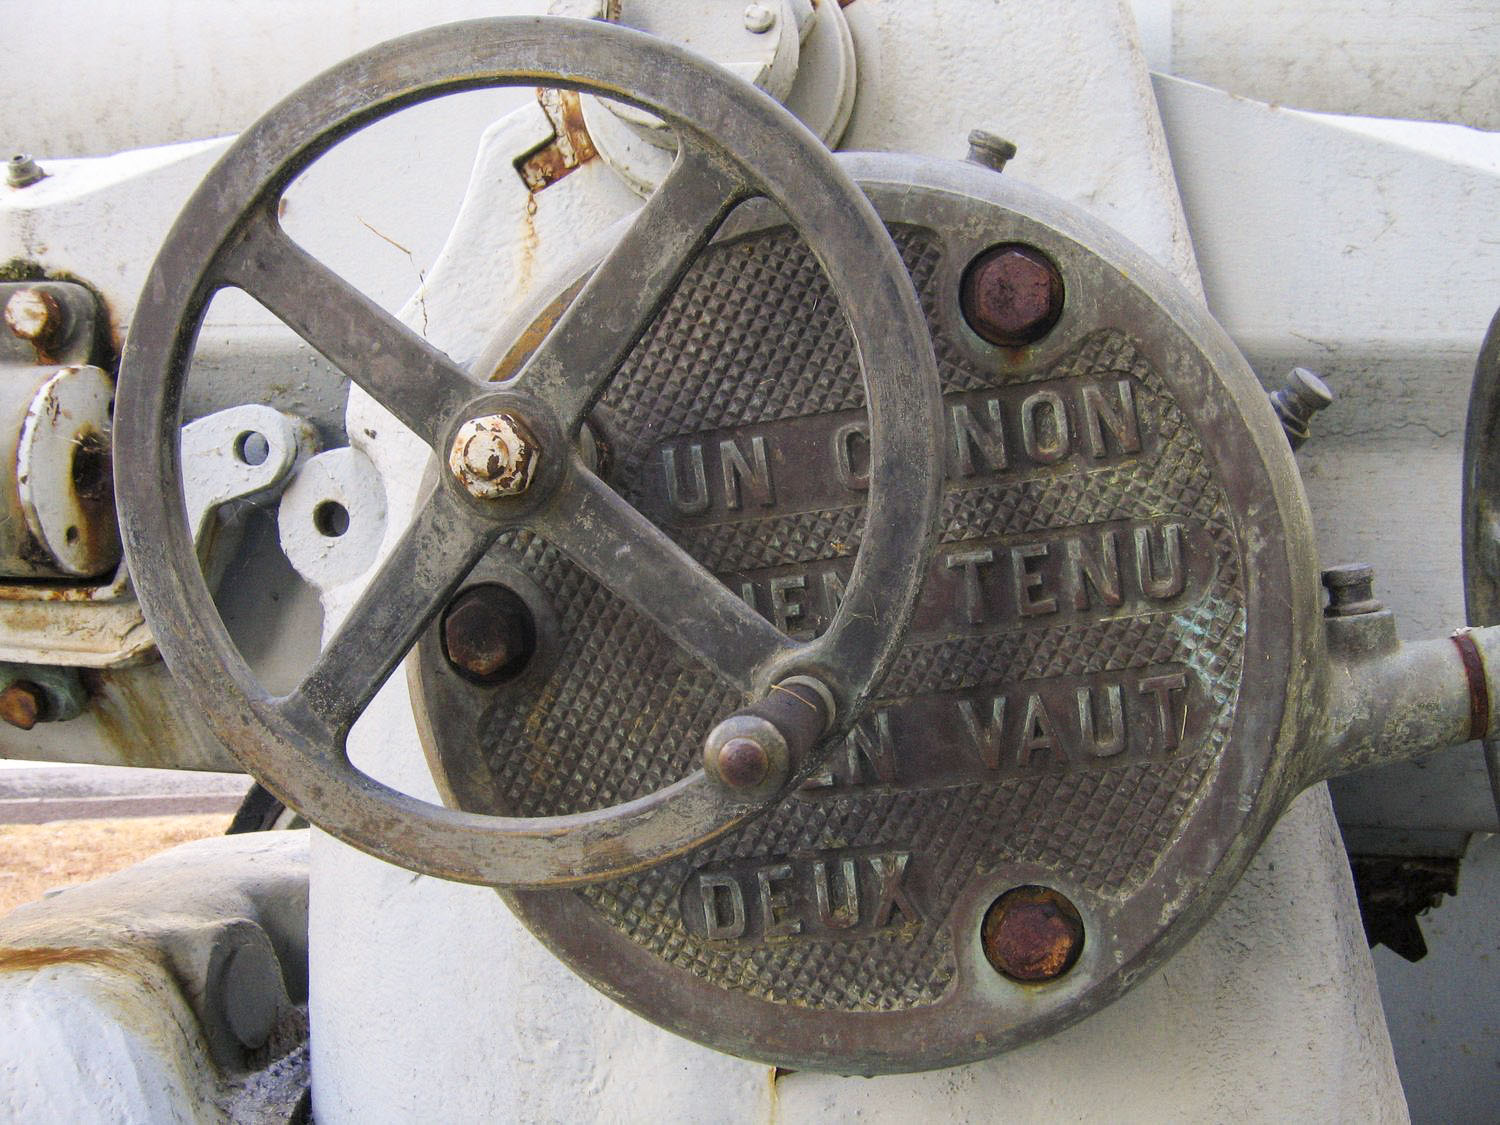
[469,225,1247,1013]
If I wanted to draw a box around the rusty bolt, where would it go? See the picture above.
[713,737,771,789]
[0,681,46,730]
[1322,563,1383,618]
[449,412,539,499]
[981,885,1085,982]
[5,288,64,346]
[442,584,536,683]
[960,244,1065,347]
[6,155,45,189]
[966,130,1018,174]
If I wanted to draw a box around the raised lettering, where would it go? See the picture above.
[720,435,775,510]
[946,548,995,625]
[832,421,870,491]
[1139,672,1188,751]
[845,710,898,784]
[700,872,746,940]
[812,858,860,929]
[957,696,1007,770]
[1065,530,1123,610]
[1081,379,1142,458]
[1076,684,1125,757]
[1017,692,1063,767]
[757,863,801,937]
[769,574,808,635]
[1020,390,1070,463]
[1135,523,1185,599]
[662,443,709,515]
[951,399,1008,476]
[868,853,919,926]
[1011,542,1057,617]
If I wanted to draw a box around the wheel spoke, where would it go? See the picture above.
[513,143,749,431]
[217,209,479,449]
[533,461,794,693]
[282,485,499,741]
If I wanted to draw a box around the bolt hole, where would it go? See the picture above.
[313,500,350,538]
[70,432,110,500]
[65,526,79,545]
[233,430,270,466]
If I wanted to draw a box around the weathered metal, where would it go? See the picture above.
[1322,563,1381,617]
[0,364,120,579]
[411,155,1321,1071]
[5,155,44,189]
[1268,366,1333,450]
[408,154,1500,1073]
[959,243,1065,346]
[0,680,44,729]
[1461,304,1500,821]
[113,17,944,887]
[447,412,539,498]
[980,885,1085,982]
[441,584,535,683]
[965,130,1017,173]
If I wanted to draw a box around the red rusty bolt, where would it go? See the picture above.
[981,885,1085,982]
[712,736,771,789]
[960,244,1065,347]
[0,681,46,730]
[441,585,536,684]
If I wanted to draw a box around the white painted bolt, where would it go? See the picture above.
[4,288,62,344]
[743,3,776,33]
[448,412,539,499]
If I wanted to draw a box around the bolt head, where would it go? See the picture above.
[714,737,771,789]
[448,412,538,499]
[960,244,1065,347]
[981,885,1085,982]
[5,288,62,344]
[0,681,45,730]
[6,154,44,189]
[743,3,776,32]
[442,585,535,683]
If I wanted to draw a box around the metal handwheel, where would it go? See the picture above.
[114,17,943,886]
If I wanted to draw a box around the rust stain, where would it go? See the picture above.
[517,89,599,193]
[0,945,135,974]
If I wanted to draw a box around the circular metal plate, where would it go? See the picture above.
[413,155,1318,1073]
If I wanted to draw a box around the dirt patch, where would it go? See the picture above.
[0,814,232,918]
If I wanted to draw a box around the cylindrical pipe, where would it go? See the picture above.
[1311,624,1500,783]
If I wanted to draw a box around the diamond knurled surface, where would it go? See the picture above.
[460,225,1246,1012]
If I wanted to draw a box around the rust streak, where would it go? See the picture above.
[0,945,135,974]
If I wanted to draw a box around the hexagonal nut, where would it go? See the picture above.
[448,413,539,499]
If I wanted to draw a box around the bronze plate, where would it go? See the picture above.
[412,155,1319,1073]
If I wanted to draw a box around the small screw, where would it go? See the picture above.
[961,244,1065,347]
[6,155,45,189]
[448,412,539,499]
[981,885,1085,983]
[4,288,63,345]
[966,130,1018,174]
[1270,367,1334,451]
[743,3,776,32]
[0,681,46,730]
[1322,564,1383,618]
[442,585,535,683]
